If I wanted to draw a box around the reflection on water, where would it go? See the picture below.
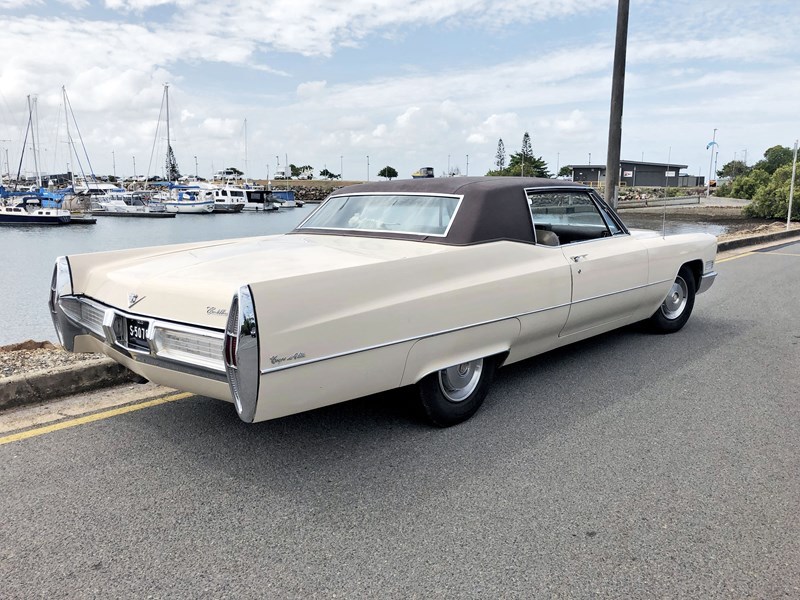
[620,214,728,237]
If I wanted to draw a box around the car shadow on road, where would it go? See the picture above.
[125,314,737,503]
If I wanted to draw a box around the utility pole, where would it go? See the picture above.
[788,139,798,230]
[366,155,369,181]
[706,128,718,198]
[605,0,630,209]
[466,154,469,176]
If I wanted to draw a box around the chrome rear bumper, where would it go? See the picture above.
[51,295,226,382]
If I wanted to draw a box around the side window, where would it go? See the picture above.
[527,191,614,245]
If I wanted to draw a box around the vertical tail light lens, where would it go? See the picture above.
[224,286,259,422]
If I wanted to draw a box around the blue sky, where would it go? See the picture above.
[1,0,798,182]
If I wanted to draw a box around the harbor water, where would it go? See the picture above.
[1,206,741,346]
[0,206,316,346]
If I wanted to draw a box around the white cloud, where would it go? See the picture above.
[297,80,327,97]
[1,0,798,180]
[395,107,420,128]
[0,0,40,7]
[200,117,239,138]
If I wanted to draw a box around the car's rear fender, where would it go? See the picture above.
[400,318,521,386]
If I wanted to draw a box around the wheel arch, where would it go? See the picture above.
[682,258,704,290]
[400,318,520,386]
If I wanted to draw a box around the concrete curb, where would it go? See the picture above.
[0,358,138,411]
[717,228,800,252]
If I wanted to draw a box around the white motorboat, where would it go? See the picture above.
[160,188,214,214]
[0,204,71,225]
[199,186,247,213]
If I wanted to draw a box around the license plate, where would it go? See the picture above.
[125,318,150,352]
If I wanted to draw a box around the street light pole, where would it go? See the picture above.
[466,154,469,176]
[194,155,198,178]
[132,155,136,180]
[366,155,369,181]
[706,128,718,198]
[340,155,343,179]
[787,139,798,230]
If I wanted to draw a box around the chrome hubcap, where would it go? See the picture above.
[438,359,483,402]
[660,276,688,320]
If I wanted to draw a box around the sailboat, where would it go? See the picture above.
[151,84,214,214]
[0,95,71,225]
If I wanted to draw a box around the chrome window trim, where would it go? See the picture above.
[296,192,464,238]
[260,278,671,375]
[525,187,629,245]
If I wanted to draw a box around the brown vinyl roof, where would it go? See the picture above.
[295,176,590,246]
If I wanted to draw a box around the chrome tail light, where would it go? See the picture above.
[224,285,260,422]
[49,256,79,350]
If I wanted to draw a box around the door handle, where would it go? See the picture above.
[571,254,588,263]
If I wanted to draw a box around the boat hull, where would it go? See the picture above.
[163,200,215,214]
[0,207,71,225]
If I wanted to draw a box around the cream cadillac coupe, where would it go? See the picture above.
[49,178,717,426]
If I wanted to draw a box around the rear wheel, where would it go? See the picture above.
[417,357,496,427]
[648,265,696,333]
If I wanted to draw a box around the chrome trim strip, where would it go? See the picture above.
[697,271,717,294]
[259,279,671,375]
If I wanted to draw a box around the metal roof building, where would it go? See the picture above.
[568,160,704,188]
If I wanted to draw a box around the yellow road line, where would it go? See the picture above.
[0,392,193,446]
[717,251,755,263]
[764,251,800,257]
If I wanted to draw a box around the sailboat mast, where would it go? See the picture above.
[63,86,75,188]
[244,118,248,184]
[165,83,171,184]
[28,95,42,188]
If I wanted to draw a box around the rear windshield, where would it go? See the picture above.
[298,193,461,236]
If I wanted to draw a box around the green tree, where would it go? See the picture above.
[225,166,244,176]
[290,164,314,177]
[730,169,770,200]
[744,164,799,220]
[165,144,180,181]
[319,168,340,179]
[753,145,794,175]
[520,132,533,163]
[558,166,573,178]
[716,160,749,179]
[495,138,506,170]
[485,131,550,177]
[378,165,398,180]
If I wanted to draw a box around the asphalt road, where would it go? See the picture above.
[2,242,799,599]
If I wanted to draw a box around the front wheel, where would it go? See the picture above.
[648,265,696,333]
[417,357,497,427]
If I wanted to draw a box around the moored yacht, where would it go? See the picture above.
[0,204,71,225]
[199,186,247,213]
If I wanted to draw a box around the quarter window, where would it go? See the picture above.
[527,191,618,245]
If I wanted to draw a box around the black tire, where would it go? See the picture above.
[648,265,696,333]
[417,356,497,427]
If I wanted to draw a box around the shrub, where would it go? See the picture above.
[743,164,799,220]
